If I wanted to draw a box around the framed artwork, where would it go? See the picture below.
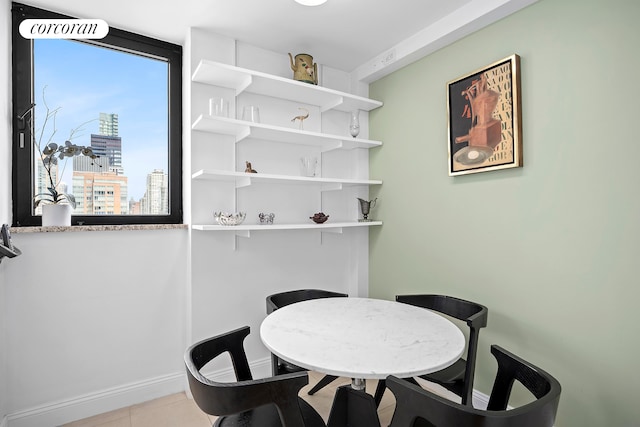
[447,54,522,176]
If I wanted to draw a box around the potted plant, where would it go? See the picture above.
[32,89,100,226]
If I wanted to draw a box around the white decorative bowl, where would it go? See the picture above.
[214,211,246,226]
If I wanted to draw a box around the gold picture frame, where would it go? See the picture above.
[447,54,522,176]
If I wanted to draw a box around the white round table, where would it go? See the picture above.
[260,297,465,383]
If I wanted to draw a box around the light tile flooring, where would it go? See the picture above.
[62,371,401,427]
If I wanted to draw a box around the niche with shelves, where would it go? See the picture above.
[190,59,383,234]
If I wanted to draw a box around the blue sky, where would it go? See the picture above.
[34,39,168,200]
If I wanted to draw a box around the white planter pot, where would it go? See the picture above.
[42,204,72,226]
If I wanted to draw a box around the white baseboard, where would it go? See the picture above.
[203,356,272,382]
[415,376,491,410]
[472,389,490,409]
[6,358,485,427]
[473,389,548,425]
[6,372,185,427]
[5,357,272,427]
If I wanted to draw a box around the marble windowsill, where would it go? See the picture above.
[11,224,188,233]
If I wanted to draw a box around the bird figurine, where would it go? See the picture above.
[245,161,257,173]
[291,107,309,130]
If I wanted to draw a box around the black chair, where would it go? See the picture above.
[266,289,348,396]
[397,295,488,405]
[386,345,561,427]
[185,326,326,427]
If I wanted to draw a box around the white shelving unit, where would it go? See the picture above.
[192,221,383,237]
[192,60,383,113]
[192,169,382,190]
[190,59,383,235]
[192,115,382,151]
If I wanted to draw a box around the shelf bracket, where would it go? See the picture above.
[235,126,251,142]
[322,227,344,234]
[236,74,253,95]
[235,176,252,188]
[231,231,251,251]
[321,141,343,153]
[321,183,343,192]
[320,96,344,113]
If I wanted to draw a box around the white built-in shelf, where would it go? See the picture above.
[192,60,383,113]
[192,115,382,151]
[192,221,382,236]
[192,169,382,190]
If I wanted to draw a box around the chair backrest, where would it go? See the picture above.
[184,326,311,426]
[395,294,488,404]
[266,289,348,314]
[386,345,561,427]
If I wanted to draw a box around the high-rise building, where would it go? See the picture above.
[99,113,119,137]
[35,154,59,215]
[71,112,132,214]
[35,155,58,194]
[90,134,123,175]
[73,156,109,173]
[72,171,128,215]
[129,198,141,215]
[91,112,123,175]
[140,169,168,215]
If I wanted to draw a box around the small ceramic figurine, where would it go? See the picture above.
[245,161,257,173]
[291,107,309,130]
[288,53,318,85]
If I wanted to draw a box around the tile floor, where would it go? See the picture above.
[62,371,456,426]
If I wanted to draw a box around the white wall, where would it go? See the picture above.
[3,229,189,426]
[0,20,373,427]
[0,3,189,425]
[186,29,373,370]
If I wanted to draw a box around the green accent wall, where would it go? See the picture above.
[369,0,639,425]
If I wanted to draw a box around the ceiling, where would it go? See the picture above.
[20,0,535,79]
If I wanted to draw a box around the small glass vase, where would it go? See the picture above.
[349,110,360,138]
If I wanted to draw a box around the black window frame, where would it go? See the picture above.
[11,2,183,227]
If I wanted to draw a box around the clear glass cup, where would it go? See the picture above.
[209,97,228,117]
[300,157,317,177]
[242,106,260,123]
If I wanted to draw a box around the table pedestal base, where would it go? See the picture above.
[351,378,366,391]
[326,384,381,427]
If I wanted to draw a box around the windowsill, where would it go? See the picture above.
[11,224,188,234]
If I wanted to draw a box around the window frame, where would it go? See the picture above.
[11,2,183,226]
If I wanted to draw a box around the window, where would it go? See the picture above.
[11,2,182,226]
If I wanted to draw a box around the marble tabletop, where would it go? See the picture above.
[260,297,465,380]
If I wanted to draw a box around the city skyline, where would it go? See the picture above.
[33,38,169,201]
